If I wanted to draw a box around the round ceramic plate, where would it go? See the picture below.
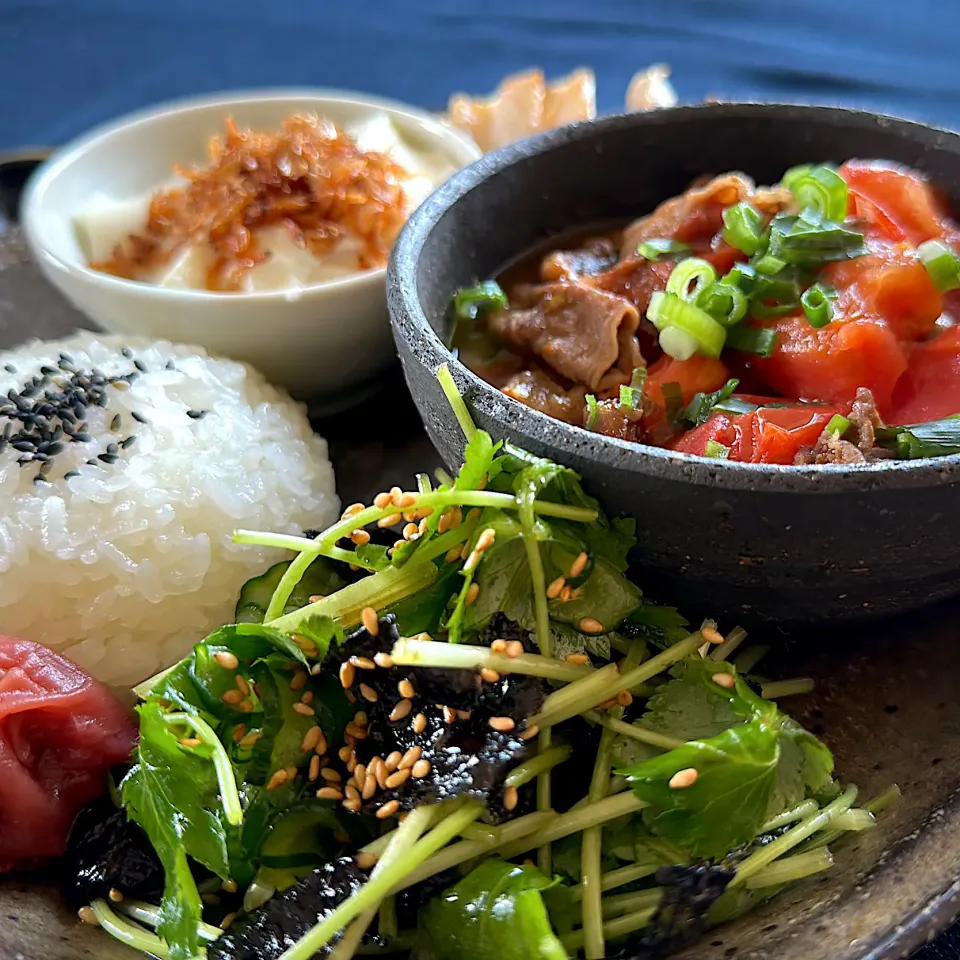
[1,159,960,960]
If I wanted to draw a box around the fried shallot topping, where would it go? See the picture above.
[91,114,409,290]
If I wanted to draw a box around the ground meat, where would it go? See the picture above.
[586,397,646,441]
[794,388,892,464]
[849,386,884,453]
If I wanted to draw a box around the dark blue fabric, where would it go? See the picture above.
[1,2,959,956]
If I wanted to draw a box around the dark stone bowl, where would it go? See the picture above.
[388,103,960,625]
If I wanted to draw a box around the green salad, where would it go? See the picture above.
[74,366,897,960]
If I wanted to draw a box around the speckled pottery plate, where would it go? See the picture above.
[3,151,960,960]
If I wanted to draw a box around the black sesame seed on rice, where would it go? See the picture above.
[186,409,207,420]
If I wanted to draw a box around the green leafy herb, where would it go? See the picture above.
[421,860,566,960]
[681,378,740,427]
[235,559,346,624]
[704,440,731,459]
[636,238,693,261]
[724,325,778,358]
[453,281,509,320]
[876,414,960,459]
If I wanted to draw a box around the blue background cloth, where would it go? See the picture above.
[1,2,960,957]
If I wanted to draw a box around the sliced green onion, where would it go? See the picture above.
[725,325,778,358]
[725,261,758,293]
[636,238,693,261]
[648,291,726,358]
[659,326,700,361]
[682,378,740,427]
[782,164,849,221]
[722,202,764,256]
[452,280,509,320]
[801,282,838,328]
[754,252,786,275]
[704,440,731,459]
[696,280,749,327]
[875,414,960,459]
[585,394,599,430]
[619,367,647,410]
[825,414,851,438]
[714,396,758,416]
[918,239,960,292]
[665,257,717,302]
[766,211,866,267]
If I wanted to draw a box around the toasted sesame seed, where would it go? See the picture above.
[362,772,377,799]
[418,517,429,536]
[311,663,323,675]
[232,723,248,743]
[290,670,308,692]
[398,678,416,699]
[560,585,573,603]
[346,754,358,773]
[345,722,368,740]
[339,745,353,762]
[220,912,237,930]
[374,652,394,668]
[505,640,524,659]
[465,582,480,606]
[617,690,633,707]
[399,745,422,769]
[445,545,462,563]
[480,667,500,683]
[239,731,262,750]
[491,639,507,653]
[350,656,377,671]
[411,758,432,779]
[701,626,725,645]
[377,800,401,819]
[350,528,371,546]
[489,716,516,732]
[389,486,403,503]
[108,887,124,903]
[397,492,418,508]
[378,512,402,528]
[547,576,566,599]
[712,672,736,689]
[320,767,342,783]
[386,768,412,789]
[566,653,590,665]
[579,617,605,634]
[202,893,221,906]
[179,737,202,748]
[238,700,254,714]
[475,527,497,552]
[669,768,699,789]
[267,769,289,791]
[442,705,457,725]
[284,765,298,780]
[339,662,356,689]
[374,492,392,509]
[402,522,419,540]
[308,755,321,781]
[78,906,99,925]
[503,786,519,811]
[354,710,368,726]
[309,594,326,604]
[316,787,344,801]
[359,683,379,703]
[343,797,363,812]
[361,607,380,636]
[356,852,378,870]
[345,783,361,802]
[403,510,417,523]
[316,730,328,756]
[383,750,402,771]
[214,650,239,670]
[301,726,322,753]
[293,702,315,716]
[222,878,238,893]
[519,724,539,741]
[221,689,244,705]
[413,712,427,734]
[300,690,314,705]
[235,674,251,697]
[341,502,366,520]
[569,551,589,578]
[374,758,389,789]
[353,762,367,785]
[389,699,413,722]
[292,635,319,656]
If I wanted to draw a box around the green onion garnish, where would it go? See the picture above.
[725,325,778,358]
[782,164,849,222]
[766,211,866,267]
[636,238,692,261]
[619,385,636,410]
[825,414,851,437]
[918,240,960,292]
[647,291,726,359]
[619,368,647,411]
[704,440,731,459]
[801,282,838,328]
[665,257,718,302]
[661,381,685,430]
[696,279,749,327]
[876,414,960,458]
[585,394,599,431]
[725,261,758,293]
[682,378,740,427]
[714,396,759,416]
[722,202,764,256]
[453,281,509,320]
[754,252,787,276]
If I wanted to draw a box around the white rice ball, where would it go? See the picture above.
[0,333,338,687]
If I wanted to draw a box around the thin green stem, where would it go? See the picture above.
[733,644,768,674]
[390,637,590,683]
[437,363,477,441]
[600,888,663,918]
[496,791,646,861]
[585,711,685,751]
[278,800,484,960]
[745,848,834,889]
[115,901,223,942]
[761,800,819,833]
[761,678,815,699]
[731,786,857,887]
[233,531,376,570]
[570,862,660,902]
[708,625,748,661]
[90,901,184,960]
[163,712,242,827]
[562,906,659,952]
[505,745,572,788]
[864,784,901,816]
[328,806,435,960]
[582,721,617,959]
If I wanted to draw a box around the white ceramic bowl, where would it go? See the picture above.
[20,89,481,400]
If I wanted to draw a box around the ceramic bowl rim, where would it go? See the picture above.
[389,101,960,494]
[20,87,481,303]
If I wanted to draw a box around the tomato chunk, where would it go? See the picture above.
[888,326,960,424]
[643,354,731,441]
[755,314,907,414]
[840,160,954,245]
[0,638,136,872]
[672,403,845,464]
